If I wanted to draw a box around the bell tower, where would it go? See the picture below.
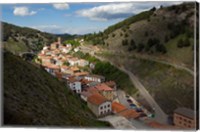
[58,37,61,45]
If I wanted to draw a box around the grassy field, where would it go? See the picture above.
[4,39,29,54]
[165,34,194,69]
[128,59,194,114]
[3,51,110,127]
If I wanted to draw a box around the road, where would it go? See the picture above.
[119,65,168,124]
[117,90,130,108]
[80,45,169,124]
[103,49,194,76]
[99,115,136,129]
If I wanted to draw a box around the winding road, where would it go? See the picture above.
[80,45,169,124]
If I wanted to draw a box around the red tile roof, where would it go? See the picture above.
[105,81,116,88]
[86,87,99,94]
[70,66,79,71]
[61,65,69,69]
[68,77,78,83]
[74,72,89,76]
[112,102,127,113]
[119,109,140,119]
[87,93,108,106]
[44,64,60,69]
[55,72,62,79]
[94,83,113,91]
[80,91,93,98]
[80,79,92,85]
[147,121,178,129]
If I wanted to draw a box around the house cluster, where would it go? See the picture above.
[37,37,89,77]
[36,38,142,120]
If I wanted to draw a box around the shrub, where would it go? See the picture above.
[137,43,144,52]
[177,38,183,48]
[145,31,149,37]
[125,33,129,38]
[122,39,128,46]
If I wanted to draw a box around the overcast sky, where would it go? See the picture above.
[2,2,183,35]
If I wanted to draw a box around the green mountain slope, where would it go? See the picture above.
[2,22,57,54]
[2,22,77,55]
[84,2,196,70]
[3,51,110,127]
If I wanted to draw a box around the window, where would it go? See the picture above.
[188,125,191,128]
[104,105,106,108]
[100,106,103,109]
[100,111,103,115]
[179,121,182,124]
[179,117,182,120]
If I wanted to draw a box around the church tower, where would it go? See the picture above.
[58,37,61,45]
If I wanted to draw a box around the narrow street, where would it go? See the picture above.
[99,115,136,129]
[119,65,168,124]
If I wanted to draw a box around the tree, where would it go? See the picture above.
[155,43,167,53]
[164,35,169,42]
[137,43,144,52]
[177,38,183,48]
[125,33,129,38]
[183,38,190,47]
[129,39,136,51]
[150,7,156,12]
[145,31,149,37]
[122,39,128,46]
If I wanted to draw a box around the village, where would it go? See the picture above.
[35,37,196,129]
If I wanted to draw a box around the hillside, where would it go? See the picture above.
[84,2,196,70]
[2,22,57,54]
[98,53,194,114]
[83,2,196,114]
[2,22,57,53]
[3,51,110,127]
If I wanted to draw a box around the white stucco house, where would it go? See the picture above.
[68,77,82,94]
[87,93,112,117]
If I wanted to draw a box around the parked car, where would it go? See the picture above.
[130,104,137,109]
[139,112,147,117]
[136,108,143,112]
[127,99,133,103]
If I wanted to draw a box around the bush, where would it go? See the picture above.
[183,38,190,47]
[177,38,190,48]
[128,39,137,51]
[137,43,144,52]
[124,33,129,38]
[145,31,149,37]
[122,39,128,46]
[112,33,116,37]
